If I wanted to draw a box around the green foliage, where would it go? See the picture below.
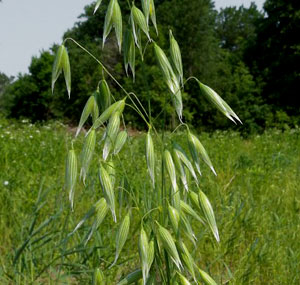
[1,0,299,131]
[0,120,299,283]
[246,0,300,123]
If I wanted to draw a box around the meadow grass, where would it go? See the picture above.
[0,118,299,284]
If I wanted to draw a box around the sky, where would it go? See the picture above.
[0,0,265,77]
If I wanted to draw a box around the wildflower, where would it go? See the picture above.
[4,181,9,186]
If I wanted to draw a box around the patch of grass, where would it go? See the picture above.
[0,118,299,284]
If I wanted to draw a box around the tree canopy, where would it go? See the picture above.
[1,0,299,132]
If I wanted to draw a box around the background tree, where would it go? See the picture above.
[247,0,300,127]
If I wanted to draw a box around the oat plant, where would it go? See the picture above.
[52,0,242,283]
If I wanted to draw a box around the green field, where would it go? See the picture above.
[0,118,299,284]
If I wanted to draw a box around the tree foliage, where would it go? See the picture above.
[1,0,299,131]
